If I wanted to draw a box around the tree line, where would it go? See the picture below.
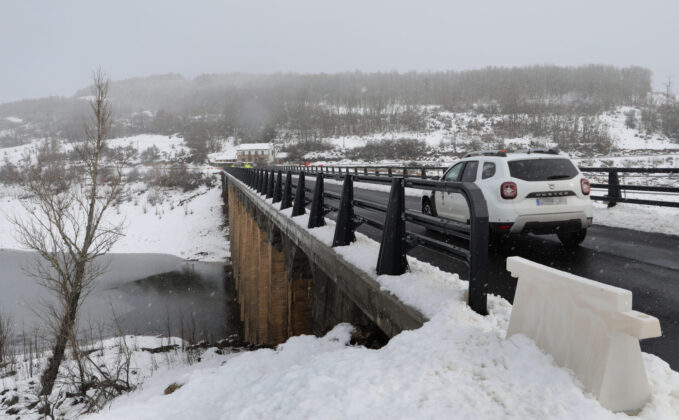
[2,64,676,159]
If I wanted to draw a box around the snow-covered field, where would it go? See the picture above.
[76,181,679,420]
[0,181,229,262]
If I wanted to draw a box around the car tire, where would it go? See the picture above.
[422,198,436,217]
[557,229,587,248]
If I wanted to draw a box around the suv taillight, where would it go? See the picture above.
[581,178,591,195]
[501,182,517,199]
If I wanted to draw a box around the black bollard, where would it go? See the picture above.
[291,172,306,217]
[332,175,356,247]
[376,178,408,275]
[281,171,293,210]
[308,173,325,229]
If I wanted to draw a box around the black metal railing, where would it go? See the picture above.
[275,164,679,208]
[579,167,679,208]
[223,167,489,315]
[277,165,448,179]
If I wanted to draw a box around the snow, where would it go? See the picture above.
[79,178,679,420]
[210,150,237,161]
[107,134,189,159]
[0,335,196,419]
[235,143,272,151]
[273,105,678,164]
[593,202,679,236]
[602,107,678,151]
[5,116,22,124]
[0,181,229,262]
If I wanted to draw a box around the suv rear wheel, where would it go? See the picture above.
[422,198,436,217]
[557,229,587,248]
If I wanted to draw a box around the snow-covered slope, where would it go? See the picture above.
[107,134,189,162]
[601,107,675,151]
[0,181,229,262]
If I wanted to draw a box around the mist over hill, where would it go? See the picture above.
[0,65,677,161]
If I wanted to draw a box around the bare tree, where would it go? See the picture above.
[12,68,125,397]
[0,313,13,364]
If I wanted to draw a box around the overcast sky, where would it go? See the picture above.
[1,0,677,104]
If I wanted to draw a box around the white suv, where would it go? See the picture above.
[421,149,593,247]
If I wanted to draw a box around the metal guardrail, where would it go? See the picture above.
[223,167,490,315]
[579,167,679,208]
[276,164,679,208]
[278,165,448,179]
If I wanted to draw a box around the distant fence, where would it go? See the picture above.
[578,167,679,208]
[275,164,679,208]
[223,167,490,315]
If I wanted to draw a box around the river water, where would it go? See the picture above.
[0,249,241,346]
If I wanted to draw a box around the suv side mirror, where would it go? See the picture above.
[431,175,440,180]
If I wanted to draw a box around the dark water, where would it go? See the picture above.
[0,249,241,345]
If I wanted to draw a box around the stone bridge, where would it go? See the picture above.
[222,171,427,345]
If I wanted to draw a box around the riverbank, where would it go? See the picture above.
[0,180,229,262]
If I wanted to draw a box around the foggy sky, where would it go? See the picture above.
[1,0,677,104]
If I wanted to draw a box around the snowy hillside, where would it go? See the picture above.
[0,180,229,262]
[207,105,678,165]
[107,134,190,162]
[0,132,229,262]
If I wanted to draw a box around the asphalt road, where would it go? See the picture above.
[304,178,679,369]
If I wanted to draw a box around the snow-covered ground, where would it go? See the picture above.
[601,107,678,151]
[593,202,679,236]
[107,134,190,162]
[0,336,196,419]
[4,116,23,124]
[0,180,229,262]
[261,106,677,163]
[75,180,679,420]
[0,133,229,262]
[108,183,229,261]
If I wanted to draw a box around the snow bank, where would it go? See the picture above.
[86,180,679,419]
[593,202,679,236]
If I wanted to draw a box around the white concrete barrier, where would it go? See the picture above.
[506,256,661,413]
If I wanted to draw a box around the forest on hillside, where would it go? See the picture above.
[1,65,677,161]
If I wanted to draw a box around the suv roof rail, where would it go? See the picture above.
[463,150,507,158]
[513,148,560,155]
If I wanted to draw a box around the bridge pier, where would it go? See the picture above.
[283,237,313,337]
[267,226,288,344]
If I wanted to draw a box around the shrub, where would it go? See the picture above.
[144,163,209,191]
[346,138,428,161]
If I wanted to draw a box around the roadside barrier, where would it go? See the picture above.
[506,256,661,413]
[223,167,490,315]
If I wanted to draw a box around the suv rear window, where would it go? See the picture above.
[508,158,578,181]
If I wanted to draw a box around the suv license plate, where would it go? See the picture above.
[536,197,567,206]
